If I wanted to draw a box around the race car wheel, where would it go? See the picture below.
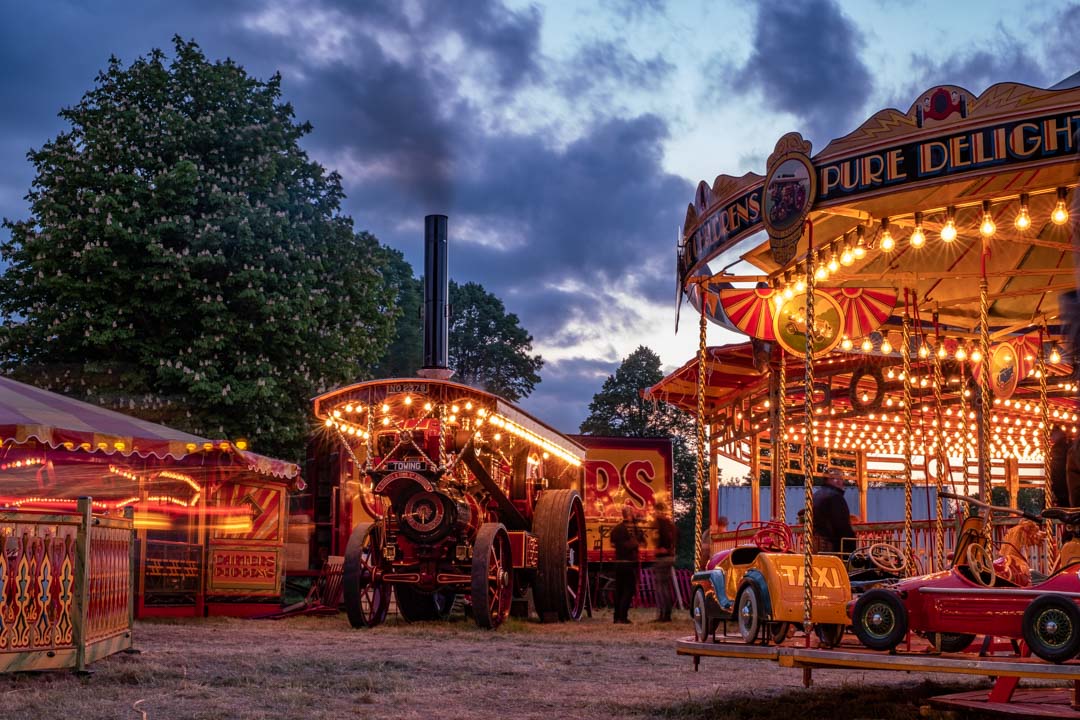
[735,582,765,644]
[1022,595,1080,663]
[927,632,975,653]
[692,588,716,642]
[852,589,908,651]
[814,623,846,648]
[768,622,791,645]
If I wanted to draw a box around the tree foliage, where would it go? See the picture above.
[0,38,398,459]
[579,346,705,567]
[448,280,543,401]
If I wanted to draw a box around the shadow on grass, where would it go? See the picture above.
[635,680,979,719]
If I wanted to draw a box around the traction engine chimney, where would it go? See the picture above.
[418,214,453,380]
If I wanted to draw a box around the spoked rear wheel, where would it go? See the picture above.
[471,523,513,629]
[343,522,390,628]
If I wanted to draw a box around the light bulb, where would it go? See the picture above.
[971,348,983,363]
[1015,193,1031,230]
[841,337,853,351]
[783,284,794,300]
[880,229,895,252]
[910,227,925,248]
[880,339,893,354]
[840,247,854,266]
[937,344,947,359]
[979,201,995,237]
[828,255,840,273]
[1053,200,1069,225]
[941,206,957,242]
[794,276,806,293]
[815,262,828,281]
[1051,346,1062,364]
[861,338,873,352]
[918,344,929,359]
[955,346,968,361]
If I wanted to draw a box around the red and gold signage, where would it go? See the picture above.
[570,436,673,563]
[208,548,279,592]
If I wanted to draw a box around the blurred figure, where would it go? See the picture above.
[652,500,677,622]
[610,505,644,624]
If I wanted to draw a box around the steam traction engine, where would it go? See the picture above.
[309,215,587,629]
[312,381,588,629]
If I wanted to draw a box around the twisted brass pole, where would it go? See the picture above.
[695,289,707,570]
[802,245,816,637]
[777,353,788,524]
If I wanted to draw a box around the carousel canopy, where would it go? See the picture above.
[0,376,298,479]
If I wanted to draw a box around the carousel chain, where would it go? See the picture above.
[365,399,374,472]
[901,309,915,569]
[438,404,447,472]
[802,249,816,636]
[979,276,993,544]
[960,362,970,497]
[778,353,788,524]
[695,296,708,570]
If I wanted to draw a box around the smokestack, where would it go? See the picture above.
[417,214,454,380]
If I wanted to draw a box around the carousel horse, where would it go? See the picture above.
[991,520,1045,586]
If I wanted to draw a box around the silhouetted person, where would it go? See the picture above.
[811,468,856,553]
[653,500,677,622]
[610,505,644,624]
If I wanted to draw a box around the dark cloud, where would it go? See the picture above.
[705,0,874,146]
[558,40,675,98]
[903,33,1048,104]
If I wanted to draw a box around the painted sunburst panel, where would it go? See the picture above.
[718,287,778,341]
[825,287,898,339]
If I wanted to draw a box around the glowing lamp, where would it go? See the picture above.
[1053,188,1069,225]
[1015,193,1031,230]
[979,200,996,237]
[941,206,957,242]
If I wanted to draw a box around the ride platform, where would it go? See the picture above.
[677,635,1080,717]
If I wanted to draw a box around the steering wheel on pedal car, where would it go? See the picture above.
[752,526,792,552]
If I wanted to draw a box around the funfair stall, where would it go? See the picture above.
[0,376,300,618]
[660,80,1080,715]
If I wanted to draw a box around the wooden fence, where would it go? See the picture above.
[0,498,134,672]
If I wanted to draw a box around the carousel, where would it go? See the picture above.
[655,80,1080,715]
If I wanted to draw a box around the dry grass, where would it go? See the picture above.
[0,609,990,719]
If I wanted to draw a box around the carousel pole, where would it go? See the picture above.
[777,352,788,524]
[901,292,915,568]
[978,247,993,544]
[694,282,708,570]
[959,361,970,498]
[801,225,816,639]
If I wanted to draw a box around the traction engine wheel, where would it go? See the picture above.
[471,523,513,629]
[395,585,456,622]
[343,522,390,629]
[532,489,588,622]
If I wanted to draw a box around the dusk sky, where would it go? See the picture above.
[3,0,1080,434]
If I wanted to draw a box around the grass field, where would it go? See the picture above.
[0,608,996,719]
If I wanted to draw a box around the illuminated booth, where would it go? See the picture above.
[0,376,299,618]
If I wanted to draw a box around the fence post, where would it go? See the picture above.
[124,506,135,633]
[74,497,92,672]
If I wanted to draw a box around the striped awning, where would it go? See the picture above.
[0,376,298,479]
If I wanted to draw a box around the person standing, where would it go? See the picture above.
[652,499,678,622]
[811,467,856,553]
[610,505,644,624]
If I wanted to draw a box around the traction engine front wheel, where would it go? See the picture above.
[343,522,390,628]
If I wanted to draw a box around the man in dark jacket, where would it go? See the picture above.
[610,505,644,624]
[811,467,856,553]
